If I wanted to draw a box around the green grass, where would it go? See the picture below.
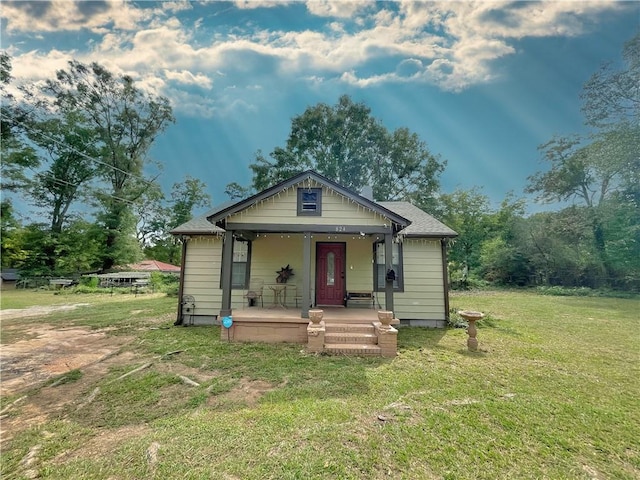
[1,290,638,479]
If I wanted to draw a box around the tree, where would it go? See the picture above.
[0,52,39,192]
[526,34,639,286]
[240,95,445,209]
[439,187,493,279]
[44,60,174,270]
[139,176,210,265]
[581,33,639,130]
[0,199,27,268]
[224,181,253,200]
[168,176,210,230]
[23,111,99,233]
[134,183,168,247]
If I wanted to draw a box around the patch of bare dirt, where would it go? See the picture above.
[0,325,128,397]
[0,303,221,449]
[0,303,90,321]
[0,348,138,446]
[208,378,278,408]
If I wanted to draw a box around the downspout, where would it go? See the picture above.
[174,236,188,326]
[441,238,451,323]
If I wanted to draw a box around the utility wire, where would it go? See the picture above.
[1,111,158,188]
[30,170,139,206]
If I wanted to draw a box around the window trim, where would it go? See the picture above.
[220,238,252,290]
[373,241,404,292]
[297,188,322,216]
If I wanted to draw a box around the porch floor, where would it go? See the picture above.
[233,306,380,324]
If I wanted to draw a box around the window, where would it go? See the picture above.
[297,188,322,216]
[231,239,251,289]
[374,241,403,291]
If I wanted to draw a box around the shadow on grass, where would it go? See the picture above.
[397,326,447,352]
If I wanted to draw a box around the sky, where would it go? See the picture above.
[1,0,638,218]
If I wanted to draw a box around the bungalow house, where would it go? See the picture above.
[171,170,457,356]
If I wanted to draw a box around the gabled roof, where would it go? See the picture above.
[379,202,457,238]
[206,170,410,229]
[170,171,457,238]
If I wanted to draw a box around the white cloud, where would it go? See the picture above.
[305,0,375,18]
[161,1,193,14]
[233,0,292,9]
[0,0,150,33]
[2,0,632,115]
[164,70,213,89]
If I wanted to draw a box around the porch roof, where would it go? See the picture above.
[170,205,227,235]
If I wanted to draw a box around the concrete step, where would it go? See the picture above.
[323,343,382,356]
[324,332,378,345]
[325,323,374,334]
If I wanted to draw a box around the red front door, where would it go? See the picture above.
[316,243,346,306]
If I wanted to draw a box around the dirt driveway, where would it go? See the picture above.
[0,305,138,444]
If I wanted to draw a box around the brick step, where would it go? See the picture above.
[323,343,382,356]
[324,332,378,345]
[324,323,374,334]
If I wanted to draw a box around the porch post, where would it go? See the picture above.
[301,231,311,318]
[175,237,188,325]
[384,233,394,313]
[220,230,234,318]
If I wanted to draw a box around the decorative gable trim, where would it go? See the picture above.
[207,170,410,232]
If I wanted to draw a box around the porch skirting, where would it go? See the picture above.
[221,316,308,343]
[219,307,382,344]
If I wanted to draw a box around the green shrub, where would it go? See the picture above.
[79,276,99,288]
[150,272,180,294]
[537,286,594,297]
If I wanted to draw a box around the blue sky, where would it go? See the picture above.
[2,1,638,217]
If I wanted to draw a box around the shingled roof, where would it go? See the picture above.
[171,200,456,238]
[170,206,227,235]
[378,202,457,238]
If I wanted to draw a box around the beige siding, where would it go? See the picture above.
[182,236,247,314]
[381,239,446,320]
[345,238,374,292]
[182,237,222,315]
[251,235,304,307]
[182,235,446,320]
[227,182,390,227]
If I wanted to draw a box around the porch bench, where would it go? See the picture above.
[346,291,375,308]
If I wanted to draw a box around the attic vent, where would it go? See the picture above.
[297,188,322,216]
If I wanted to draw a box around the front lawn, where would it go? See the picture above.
[1,290,638,479]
